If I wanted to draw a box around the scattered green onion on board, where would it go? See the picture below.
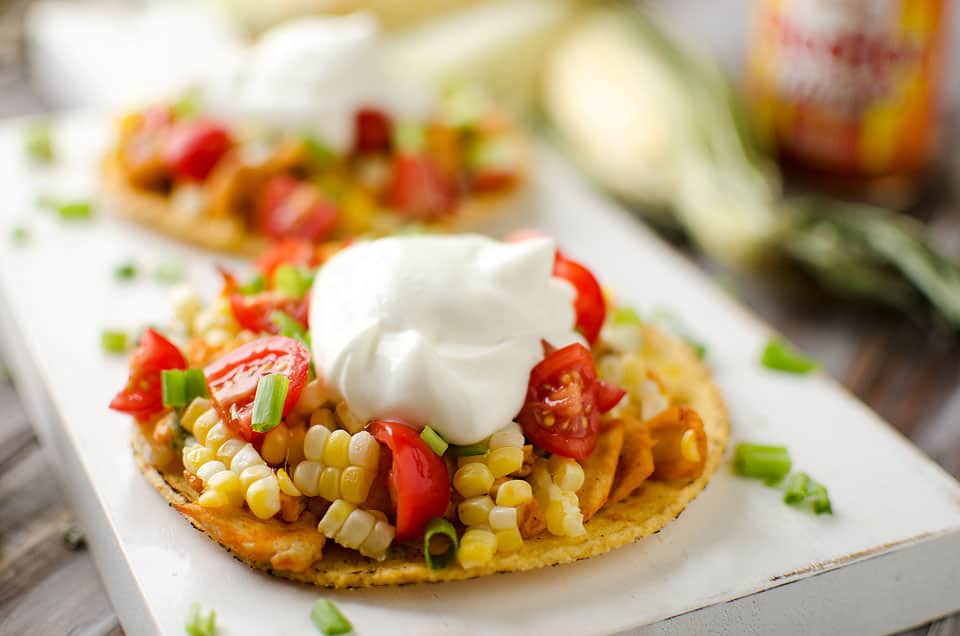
[611,306,643,326]
[274,264,314,299]
[185,603,217,636]
[100,329,129,354]
[161,369,187,408]
[114,262,138,281]
[24,119,54,163]
[420,426,449,456]
[760,338,818,374]
[251,374,289,433]
[447,443,487,457]
[154,261,186,285]
[10,225,30,245]
[733,443,792,482]
[423,517,459,570]
[238,272,266,295]
[57,200,94,220]
[310,599,352,636]
[783,472,810,504]
[783,472,832,514]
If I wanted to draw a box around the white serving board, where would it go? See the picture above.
[1,115,959,636]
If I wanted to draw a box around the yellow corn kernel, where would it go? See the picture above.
[180,398,211,433]
[323,429,351,468]
[204,422,230,452]
[550,458,585,492]
[487,446,524,478]
[457,528,497,568]
[260,425,289,465]
[246,474,281,520]
[457,454,488,468]
[216,438,246,463]
[317,499,356,537]
[488,505,518,530]
[206,470,244,507]
[340,466,374,504]
[317,466,342,501]
[488,423,524,450]
[183,445,214,474]
[230,444,264,474]
[192,409,219,445]
[348,431,379,470]
[196,460,227,484]
[239,464,273,492]
[336,401,365,434]
[286,423,306,466]
[292,460,323,497]
[310,407,336,431]
[562,502,586,537]
[453,463,495,498]
[336,508,376,549]
[276,468,302,497]
[681,429,701,463]
[545,500,567,536]
[303,424,331,462]
[198,489,230,508]
[495,527,524,553]
[295,378,330,414]
[360,520,395,560]
[458,495,494,527]
[495,480,533,507]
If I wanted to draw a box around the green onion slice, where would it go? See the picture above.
[271,310,307,340]
[251,374,289,433]
[101,329,129,354]
[24,120,54,163]
[809,483,833,515]
[783,472,810,504]
[114,262,137,281]
[185,603,216,636]
[172,92,201,120]
[10,225,30,245]
[302,134,339,166]
[420,426,448,456]
[161,370,187,408]
[761,338,818,374]
[238,272,266,295]
[184,368,209,402]
[273,264,314,299]
[447,443,487,457]
[58,200,93,220]
[310,599,353,636]
[611,306,643,326]
[154,261,185,285]
[733,443,792,482]
[423,517,459,570]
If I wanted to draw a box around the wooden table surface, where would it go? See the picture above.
[1,9,960,636]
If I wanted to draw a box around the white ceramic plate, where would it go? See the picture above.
[1,115,959,636]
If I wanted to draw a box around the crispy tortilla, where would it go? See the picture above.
[132,324,728,587]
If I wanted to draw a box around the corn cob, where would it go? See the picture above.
[292,427,380,504]
[317,500,396,560]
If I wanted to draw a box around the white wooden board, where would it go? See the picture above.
[1,114,959,636]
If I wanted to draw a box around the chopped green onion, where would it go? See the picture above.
[251,374,289,433]
[273,264,314,299]
[184,368,209,402]
[423,517,459,570]
[114,262,138,281]
[10,225,30,245]
[57,200,93,220]
[185,603,216,636]
[783,472,810,504]
[310,599,352,636]
[271,310,307,340]
[154,261,185,285]
[161,369,187,408]
[302,135,339,166]
[782,471,833,514]
[101,329,129,354]
[809,483,833,515]
[172,91,201,120]
[238,272,266,295]
[447,443,487,457]
[611,306,643,326]
[733,443,792,482]
[761,338,818,374]
[420,426,448,456]
[392,121,425,152]
[24,120,54,163]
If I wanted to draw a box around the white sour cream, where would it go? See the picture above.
[309,235,580,445]
[203,14,432,152]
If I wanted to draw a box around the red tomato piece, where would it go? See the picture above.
[256,175,339,242]
[162,119,232,181]
[220,268,309,334]
[367,420,451,542]
[553,255,606,346]
[595,380,627,413]
[353,107,393,154]
[256,239,319,283]
[386,153,458,220]
[109,329,186,419]
[204,336,310,443]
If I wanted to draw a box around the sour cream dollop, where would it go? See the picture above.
[309,235,580,445]
[203,14,432,151]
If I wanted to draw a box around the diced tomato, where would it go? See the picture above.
[367,420,451,542]
[387,153,458,220]
[471,167,516,193]
[553,255,606,346]
[204,336,310,443]
[162,119,232,181]
[518,342,623,460]
[220,268,309,334]
[353,107,393,154]
[109,329,186,419]
[256,239,319,283]
[256,175,339,242]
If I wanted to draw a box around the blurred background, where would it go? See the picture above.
[0,0,958,633]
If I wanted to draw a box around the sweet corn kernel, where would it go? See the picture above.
[488,424,524,450]
[545,500,567,536]
[230,444,264,474]
[239,464,273,492]
[180,398,211,433]
[681,429,701,463]
[495,480,533,507]
[260,425,289,465]
[196,460,227,484]
[276,468,302,496]
[336,509,376,549]
[487,446,524,478]
[340,466,374,504]
[216,438,246,463]
[310,407,336,430]
[336,401,365,434]
[488,505,518,530]
[457,529,497,568]
[304,424,332,462]
[198,489,230,508]
[495,527,524,553]
[317,466,342,501]
[348,431,380,470]
[457,454,488,468]
[183,446,214,474]
[246,474,281,520]
[206,470,244,507]
[286,423,306,466]
[317,499,356,537]
[458,495,495,527]
[204,422,230,452]
[323,430,351,468]
[292,460,323,497]
[454,463,495,498]
[192,409,219,444]
[550,458,586,492]
[360,520,395,560]
[295,378,329,414]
